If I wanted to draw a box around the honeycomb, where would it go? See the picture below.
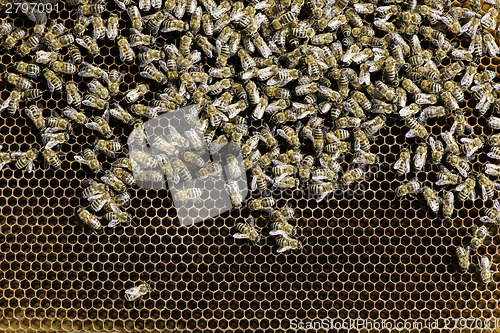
[1,1,500,333]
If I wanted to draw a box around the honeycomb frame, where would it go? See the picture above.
[1,1,500,333]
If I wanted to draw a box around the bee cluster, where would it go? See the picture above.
[1,0,500,295]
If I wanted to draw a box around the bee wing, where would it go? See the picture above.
[460,138,474,143]
[25,160,35,174]
[470,189,476,200]
[248,216,255,228]
[107,220,121,227]
[46,80,55,93]
[487,152,500,160]
[482,185,489,201]
[277,246,292,253]
[10,152,26,159]
[456,166,468,179]
[85,122,101,131]
[250,177,258,191]
[405,129,417,138]
[233,232,250,239]
[125,286,139,295]
[455,183,466,191]
[269,229,287,237]
[315,192,328,203]
[393,158,402,171]
[105,150,116,159]
[428,136,436,150]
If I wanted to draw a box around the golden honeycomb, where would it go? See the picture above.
[1,0,500,333]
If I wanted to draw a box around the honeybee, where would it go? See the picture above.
[450,111,471,136]
[63,82,82,109]
[103,211,133,228]
[427,136,444,165]
[88,79,109,101]
[125,84,149,104]
[127,6,143,31]
[456,246,470,272]
[79,62,108,81]
[405,117,428,139]
[456,177,476,201]
[353,129,370,153]
[478,173,498,201]
[41,131,69,146]
[4,28,26,50]
[341,168,364,186]
[42,69,63,93]
[75,35,99,56]
[101,169,127,193]
[208,135,229,155]
[361,115,386,137]
[441,131,460,155]
[41,141,63,170]
[117,37,135,64]
[489,116,500,130]
[352,150,378,165]
[45,114,72,133]
[23,104,45,132]
[486,163,500,177]
[77,208,102,231]
[446,154,470,179]
[4,73,33,91]
[74,148,101,173]
[395,180,421,197]
[273,175,299,189]
[436,166,461,186]
[442,190,454,218]
[14,62,40,79]
[106,13,119,40]
[422,186,440,214]
[74,15,91,37]
[225,179,244,208]
[129,150,158,169]
[78,4,105,16]
[124,283,150,302]
[49,60,77,76]
[224,154,242,180]
[134,169,164,183]
[276,236,302,253]
[233,216,261,243]
[173,185,203,202]
[460,137,484,159]
[0,90,21,116]
[269,215,297,238]
[108,104,137,127]
[479,256,493,283]
[0,146,16,171]
[129,29,156,47]
[111,167,135,187]
[277,126,300,148]
[411,145,427,173]
[461,65,477,89]
[106,70,123,97]
[12,147,39,173]
[83,94,108,111]
[172,157,192,182]
[468,225,488,252]
[94,139,122,158]
[63,107,88,126]
[196,161,222,180]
